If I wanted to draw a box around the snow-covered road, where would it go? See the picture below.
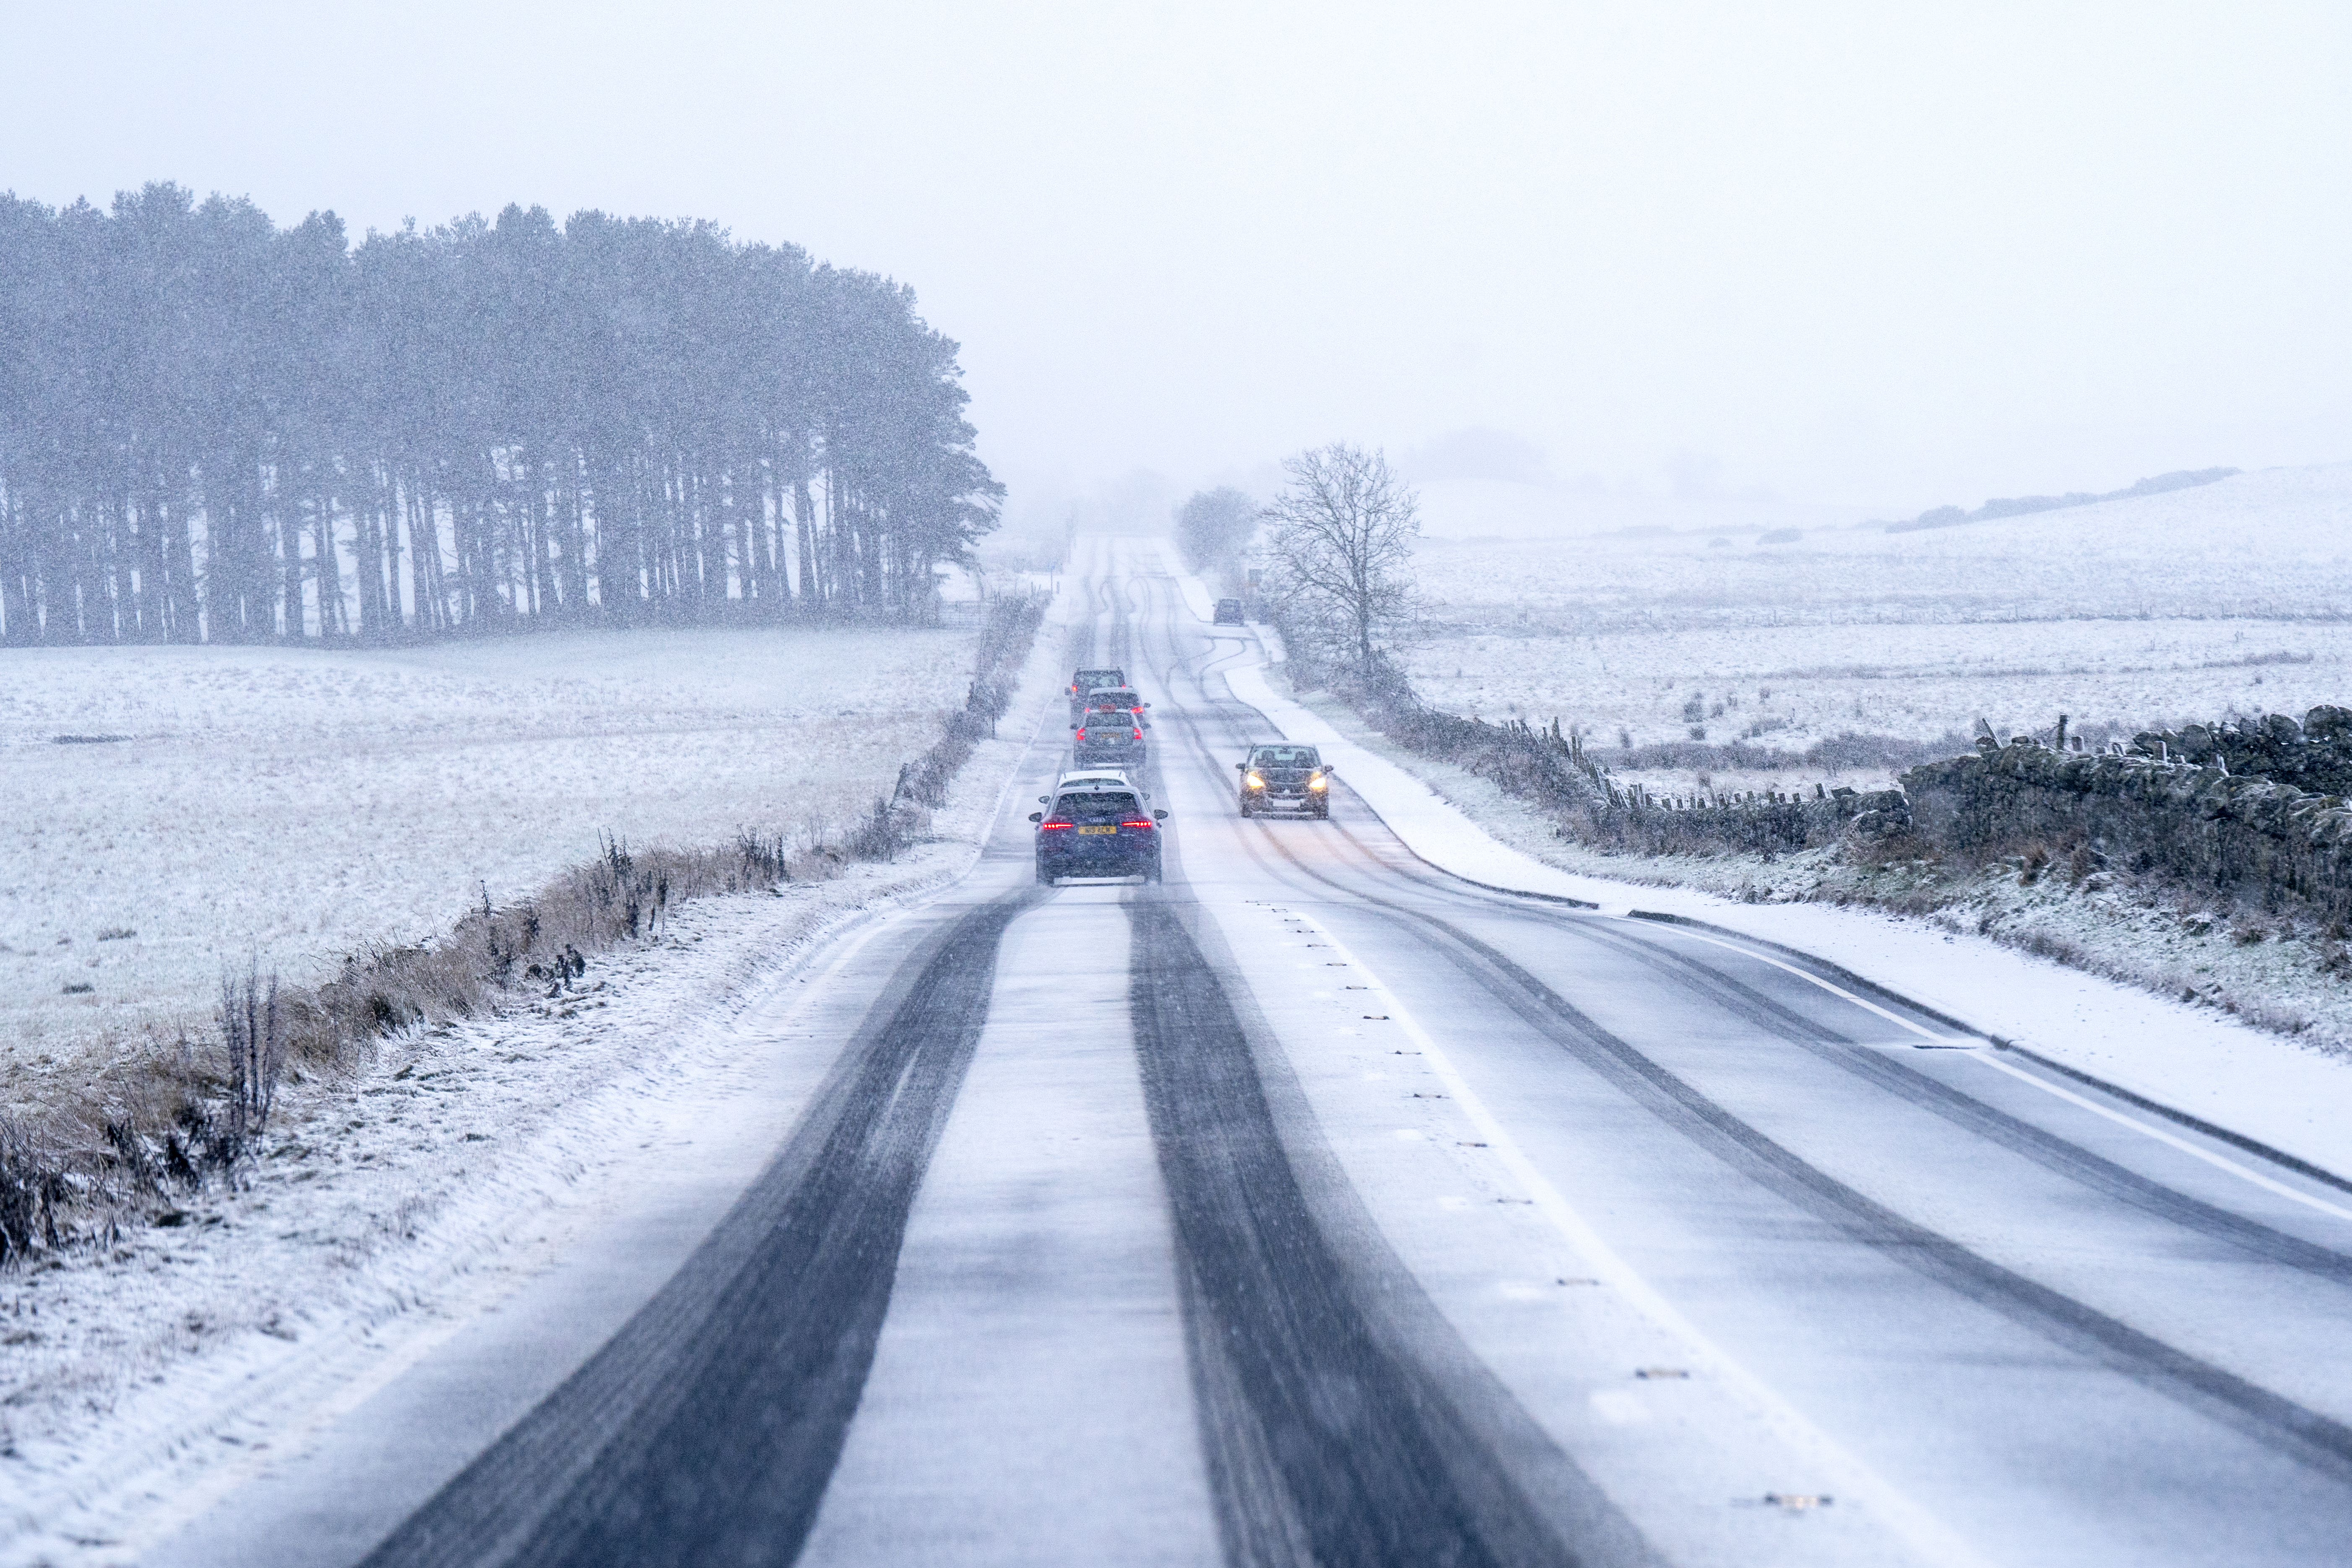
[153,540,2352,1567]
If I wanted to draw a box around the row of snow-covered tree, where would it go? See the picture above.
[0,183,1001,645]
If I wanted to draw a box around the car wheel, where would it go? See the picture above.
[1147,857,1163,884]
[1036,862,1055,886]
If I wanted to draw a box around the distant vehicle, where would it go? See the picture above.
[1068,667,1127,722]
[1075,705,1147,767]
[1213,597,1246,625]
[1237,743,1332,818]
[1031,783,1165,884]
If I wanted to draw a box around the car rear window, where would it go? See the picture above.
[1082,711,1136,728]
[1054,792,1140,822]
[1076,669,1124,688]
[1252,746,1320,766]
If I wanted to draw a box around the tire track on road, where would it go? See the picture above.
[1127,897,1634,1568]
[1124,568,1649,1567]
[360,889,1041,1568]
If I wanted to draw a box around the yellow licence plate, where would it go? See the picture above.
[1077,824,1118,835]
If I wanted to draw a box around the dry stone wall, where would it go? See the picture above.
[1902,708,2352,917]
[1297,628,2352,912]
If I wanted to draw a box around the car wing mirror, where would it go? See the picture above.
[1154,809,1168,821]
[1038,796,1049,804]
[1028,811,1043,823]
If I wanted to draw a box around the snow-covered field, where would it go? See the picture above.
[1408,463,2352,790]
[0,601,1069,1565]
[0,627,975,1097]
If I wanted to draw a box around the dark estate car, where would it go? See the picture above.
[1032,783,1165,884]
[1074,705,1147,767]
[1076,686,1149,725]
[1213,597,1246,625]
[1237,743,1332,818]
[1067,667,1127,723]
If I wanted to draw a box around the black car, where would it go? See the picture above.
[1237,743,1332,817]
[1213,597,1246,625]
[1074,705,1147,767]
[1032,784,1165,884]
[1067,667,1127,723]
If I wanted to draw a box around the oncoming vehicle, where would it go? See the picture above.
[1074,705,1146,767]
[1213,597,1246,625]
[1031,783,1165,884]
[1067,668,1127,723]
[1237,743,1332,818]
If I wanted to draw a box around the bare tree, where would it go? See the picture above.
[1261,443,1420,667]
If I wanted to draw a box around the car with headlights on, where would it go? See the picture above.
[1236,743,1332,818]
[1030,783,1166,884]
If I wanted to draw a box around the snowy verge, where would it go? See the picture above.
[0,596,1071,1567]
[1184,581,2352,1185]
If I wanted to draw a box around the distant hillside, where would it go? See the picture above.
[1882,466,2240,534]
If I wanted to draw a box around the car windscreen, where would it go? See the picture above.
[1053,792,1140,823]
[1251,746,1321,767]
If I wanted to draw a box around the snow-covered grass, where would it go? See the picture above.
[0,603,1070,1565]
[0,626,975,1101]
[1410,463,2352,791]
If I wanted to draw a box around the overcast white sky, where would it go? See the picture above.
[6,1,2349,534]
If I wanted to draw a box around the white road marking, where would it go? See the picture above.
[1263,904,1997,1568]
[1634,918,2352,1225]
[1970,1051,2352,1225]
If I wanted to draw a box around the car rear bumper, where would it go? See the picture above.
[1039,849,1157,876]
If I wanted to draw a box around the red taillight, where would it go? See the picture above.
[1041,821,1072,830]
[1121,819,1154,830]
[1131,728,1142,740]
